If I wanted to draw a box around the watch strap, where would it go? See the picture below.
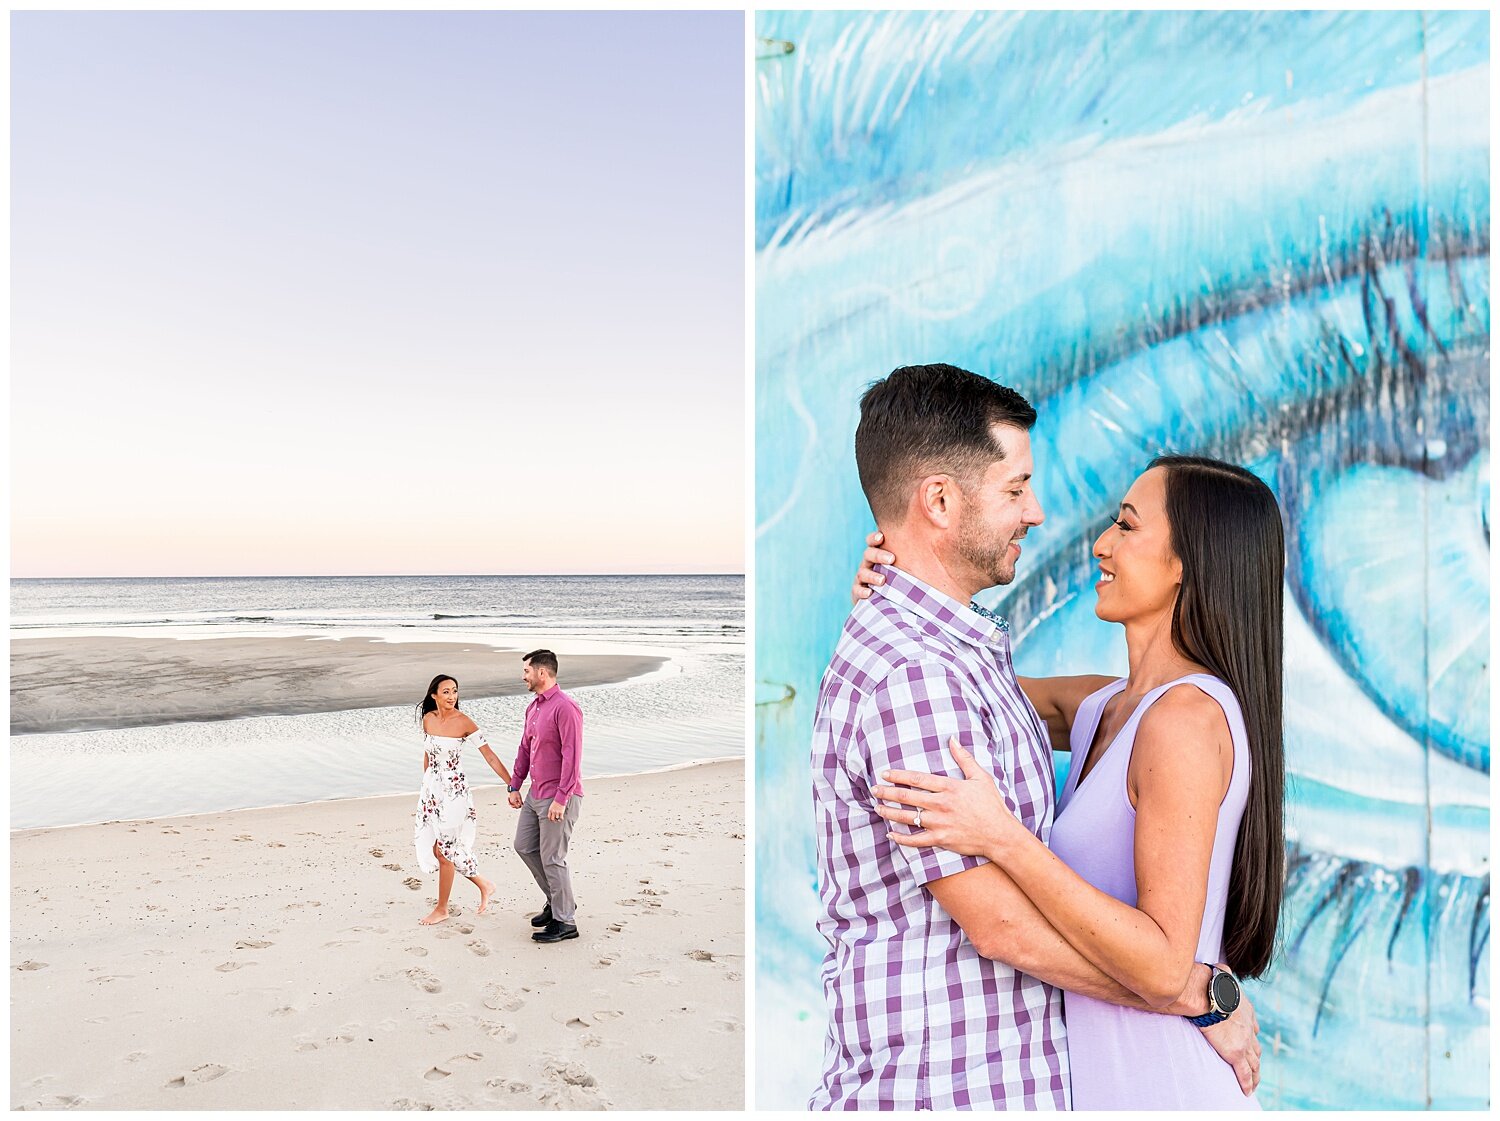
[1185,1008,1231,1027]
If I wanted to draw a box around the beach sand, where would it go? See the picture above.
[10,636,665,734]
[11,760,745,1110]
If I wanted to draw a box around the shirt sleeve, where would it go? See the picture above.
[552,701,583,809]
[850,659,1019,889]
[511,712,531,788]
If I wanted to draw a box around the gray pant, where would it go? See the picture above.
[514,793,580,924]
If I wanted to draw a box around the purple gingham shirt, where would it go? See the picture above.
[809,565,1068,1110]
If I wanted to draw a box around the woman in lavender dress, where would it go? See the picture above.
[856,456,1285,1109]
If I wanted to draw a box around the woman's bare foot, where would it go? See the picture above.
[419,905,450,926]
[475,877,496,915]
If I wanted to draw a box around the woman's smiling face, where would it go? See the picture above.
[432,678,459,710]
[1092,466,1183,625]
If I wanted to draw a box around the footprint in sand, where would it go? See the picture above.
[423,1067,450,1082]
[564,1017,589,1030]
[711,1017,742,1033]
[124,1052,147,1063]
[406,946,429,957]
[235,939,273,950]
[16,961,48,971]
[383,864,403,872]
[593,1010,624,1022]
[688,950,715,962]
[233,835,253,842]
[481,983,523,1012]
[270,1007,296,1017]
[20,1095,86,1110]
[267,842,287,848]
[485,1078,531,1093]
[215,962,251,973]
[606,922,625,933]
[403,878,424,891]
[539,1059,606,1109]
[370,849,386,858]
[466,941,490,957]
[593,953,619,968]
[391,1098,437,1110]
[405,968,443,994]
[165,1063,228,1088]
[478,1021,518,1043]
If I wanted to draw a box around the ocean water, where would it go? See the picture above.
[10,574,745,829]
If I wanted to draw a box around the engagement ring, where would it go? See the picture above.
[912,810,922,829]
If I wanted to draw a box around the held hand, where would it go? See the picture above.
[1201,993,1261,1096]
[547,801,565,822]
[851,530,896,605]
[507,791,523,809]
[870,739,1020,858]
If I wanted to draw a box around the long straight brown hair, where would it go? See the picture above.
[1153,455,1285,978]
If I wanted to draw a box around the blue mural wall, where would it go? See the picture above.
[754,11,1488,1110]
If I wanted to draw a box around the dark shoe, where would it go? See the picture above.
[531,920,579,944]
[529,904,553,929]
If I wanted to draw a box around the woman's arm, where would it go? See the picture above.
[478,744,512,786]
[1018,674,1117,753]
[874,685,1233,1008]
[851,532,1113,754]
[454,714,513,786]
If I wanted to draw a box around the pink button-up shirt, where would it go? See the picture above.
[512,684,584,809]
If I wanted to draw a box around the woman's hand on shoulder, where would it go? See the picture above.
[852,530,896,605]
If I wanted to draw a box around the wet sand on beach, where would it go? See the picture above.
[11,635,664,734]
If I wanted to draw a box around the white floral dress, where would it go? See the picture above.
[414,730,486,877]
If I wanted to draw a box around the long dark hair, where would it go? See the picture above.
[417,675,458,726]
[1153,455,1285,979]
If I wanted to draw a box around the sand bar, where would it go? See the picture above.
[11,760,744,1110]
[10,635,665,735]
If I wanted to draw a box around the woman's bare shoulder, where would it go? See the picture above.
[1133,684,1232,771]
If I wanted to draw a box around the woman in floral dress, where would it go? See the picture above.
[414,674,514,926]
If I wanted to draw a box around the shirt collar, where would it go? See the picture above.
[532,683,558,703]
[871,564,1009,647]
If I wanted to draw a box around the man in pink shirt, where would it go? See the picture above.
[506,649,584,943]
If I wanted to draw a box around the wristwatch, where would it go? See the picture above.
[1184,964,1241,1027]
[507,784,521,793]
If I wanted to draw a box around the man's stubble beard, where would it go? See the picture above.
[956,508,1019,590]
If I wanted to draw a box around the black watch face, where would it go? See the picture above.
[1211,970,1241,1014]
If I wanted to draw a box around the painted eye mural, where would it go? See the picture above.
[754,10,1488,1111]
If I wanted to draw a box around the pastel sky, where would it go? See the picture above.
[12,11,745,577]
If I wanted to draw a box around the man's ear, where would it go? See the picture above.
[914,474,959,530]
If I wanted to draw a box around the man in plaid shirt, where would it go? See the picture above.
[810,365,1250,1110]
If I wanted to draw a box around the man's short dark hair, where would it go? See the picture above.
[855,363,1036,523]
[523,649,559,676]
